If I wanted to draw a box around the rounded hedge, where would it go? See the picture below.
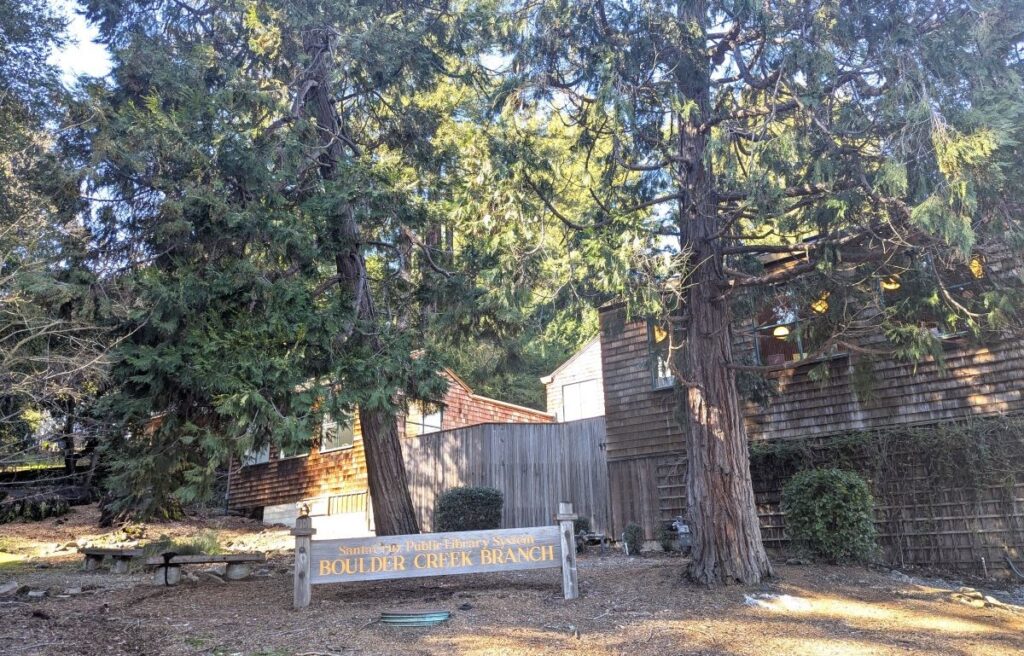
[622,522,644,555]
[782,468,877,563]
[433,486,503,532]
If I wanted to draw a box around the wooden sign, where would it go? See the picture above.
[292,501,579,608]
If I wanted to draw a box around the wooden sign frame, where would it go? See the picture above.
[292,501,579,608]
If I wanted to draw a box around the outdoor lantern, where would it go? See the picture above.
[880,276,901,291]
[969,255,985,279]
[772,325,791,338]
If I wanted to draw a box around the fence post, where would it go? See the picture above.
[556,501,579,600]
[291,508,316,610]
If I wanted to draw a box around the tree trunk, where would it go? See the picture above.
[675,1,772,585]
[302,27,420,536]
[359,407,420,535]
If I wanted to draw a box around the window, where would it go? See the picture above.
[320,420,354,452]
[648,320,679,389]
[752,294,834,366]
[278,439,310,459]
[879,254,988,338]
[561,379,601,421]
[241,444,269,466]
[405,402,443,437]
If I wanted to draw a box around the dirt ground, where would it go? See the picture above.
[2,506,1024,656]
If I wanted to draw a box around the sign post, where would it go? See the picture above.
[291,511,316,610]
[292,500,580,607]
[556,501,579,600]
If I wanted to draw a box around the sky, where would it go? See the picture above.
[47,0,112,83]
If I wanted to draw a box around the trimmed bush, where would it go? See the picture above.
[434,486,503,532]
[622,522,644,555]
[656,524,676,553]
[782,468,877,563]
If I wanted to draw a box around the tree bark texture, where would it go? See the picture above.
[675,2,772,585]
[302,28,420,536]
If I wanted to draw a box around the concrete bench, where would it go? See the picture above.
[146,553,266,585]
[576,532,610,555]
[79,548,143,574]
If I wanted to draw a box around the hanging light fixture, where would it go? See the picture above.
[969,255,985,279]
[810,292,830,314]
[772,324,791,338]
[880,275,901,291]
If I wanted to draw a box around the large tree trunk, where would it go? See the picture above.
[675,2,772,585]
[359,407,420,535]
[302,27,420,536]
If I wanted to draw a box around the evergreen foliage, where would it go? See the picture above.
[433,486,504,532]
[782,468,878,564]
[622,522,644,556]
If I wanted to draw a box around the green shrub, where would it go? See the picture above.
[622,523,644,555]
[656,524,675,553]
[573,515,591,535]
[782,468,877,563]
[434,486,503,532]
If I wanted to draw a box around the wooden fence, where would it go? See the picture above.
[402,417,610,533]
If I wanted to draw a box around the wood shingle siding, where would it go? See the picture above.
[227,370,553,512]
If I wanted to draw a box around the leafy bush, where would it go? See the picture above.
[0,494,70,524]
[434,486,503,532]
[622,522,644,555]
[573,515,591,535]
[782,468,877,563]
[656,524,676,552]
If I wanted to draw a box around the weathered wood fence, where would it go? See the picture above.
[402,417,610,533]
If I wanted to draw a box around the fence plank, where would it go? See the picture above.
[402,418,609,533]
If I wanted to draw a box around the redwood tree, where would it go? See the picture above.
[505,0,1024,583]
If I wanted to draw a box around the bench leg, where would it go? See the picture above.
[84,555,103,571]
[111,557,130,574]
[153,565,182,586]
[224,563,251,581]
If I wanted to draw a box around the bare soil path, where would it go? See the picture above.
[2,506,1023,656]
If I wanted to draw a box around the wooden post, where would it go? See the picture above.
[291,512,316,610]
[556,501,579,600]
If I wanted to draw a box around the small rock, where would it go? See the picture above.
[27,590,47,599]
[31,609,51,620]
[785,558,810,566]
[984,595,1008,608]
[198,571,225,584]
[958,587,983,599]
[0,581,19,597]
[458,603,472,611]
[34,563,50,570]
[62,587,83,596]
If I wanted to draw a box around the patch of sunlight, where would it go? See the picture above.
[760,594,1003,636]
[770,636,895,656]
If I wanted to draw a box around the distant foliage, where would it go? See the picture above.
[782,469,877,563]
[434,486,503,532]
[143,530,223,557]
[622,523,644,556]
[0,495,70,524]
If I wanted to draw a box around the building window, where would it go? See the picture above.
[278,438,310,459]
[320,420,354,452]
[405,402,443,437]
[648,320,678,389]
[879,255,988,339]
[241,444,269,466]
[561,379,601,421]
[753,302,804,366]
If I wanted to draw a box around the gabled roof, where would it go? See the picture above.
[539,335,600,385]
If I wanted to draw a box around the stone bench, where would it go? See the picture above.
[145,553,266,585]
[79,548,143,574]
